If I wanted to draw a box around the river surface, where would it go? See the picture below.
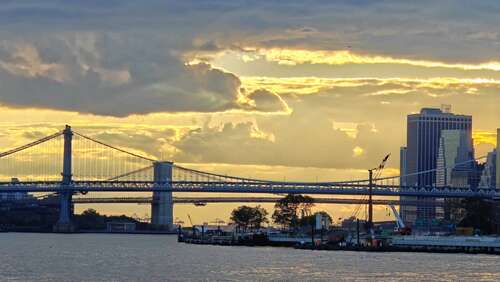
[0,233,499,281]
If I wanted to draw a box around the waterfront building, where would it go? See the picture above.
[0,192,30,201]
[106,222,136,233]
[402,107,472,228]
[497,129,500,188]
[0,178,30,202]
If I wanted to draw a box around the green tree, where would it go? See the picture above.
[230,205,268,231]
[272,194,314,229]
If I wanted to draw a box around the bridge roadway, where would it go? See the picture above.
[0,180,498,198]
[72,196,443,206]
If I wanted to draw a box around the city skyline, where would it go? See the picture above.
[2,2,500,280]
[0,2,499,223]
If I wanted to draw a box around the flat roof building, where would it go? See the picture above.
[403,107,472,228]
[497,129,500,188]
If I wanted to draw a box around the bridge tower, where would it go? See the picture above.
[53,125,75,232]
[151,161,174,230]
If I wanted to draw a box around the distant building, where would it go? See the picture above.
[400,147,408,186]
[403,107,472,228]
[435,130,474,223]
[435,130,474,188]
[0,178,30,202]
[399,146,416,224]
[0,192,29,201]
[497,129,500,188]
[106,222,136,233]
[479,150,496,189]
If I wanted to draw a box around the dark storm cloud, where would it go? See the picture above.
[0,0,500,116]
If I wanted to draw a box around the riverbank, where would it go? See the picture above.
[179,234,500,255]
[0,229,177,235]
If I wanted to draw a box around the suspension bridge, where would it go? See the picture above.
[0,125,498,232]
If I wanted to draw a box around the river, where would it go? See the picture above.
[0,233,499,281]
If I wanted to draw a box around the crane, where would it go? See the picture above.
[389,204,411,235]
[367,153,391,242]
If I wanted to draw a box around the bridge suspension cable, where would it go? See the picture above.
[0,130,64,181]
[0,131,63,159]
[372,155,488,184]
[107,165,154,181]
[71,130,156,181]
[72,131,157,162]
[172,164,273,183]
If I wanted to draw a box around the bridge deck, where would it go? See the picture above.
[0,180,498,198]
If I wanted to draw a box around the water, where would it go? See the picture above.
[0,233,499,281]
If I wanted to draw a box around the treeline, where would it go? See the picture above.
[230,194,332,232]
[73,209,140,230]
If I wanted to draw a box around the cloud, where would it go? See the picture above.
[172,107,389,169]
[0,1,499,117]
[0,35,253,116]
[169,75,500,170]
[243,89,289,112]
[0,0,499,175]
[258,49,500,71]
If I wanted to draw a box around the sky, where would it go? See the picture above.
[0,1,499,224]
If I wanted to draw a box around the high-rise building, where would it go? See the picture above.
[399,146,416,224]
[497,129,500,188]
[436,130,474,188]
[402,107,472,228]
[479,149,496,189]
[400,147,407,186]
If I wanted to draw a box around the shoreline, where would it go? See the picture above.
[180,240,500,255]
[0,230,177,235]
[179,235,500,256]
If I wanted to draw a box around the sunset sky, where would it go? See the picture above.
[1,1,499,224]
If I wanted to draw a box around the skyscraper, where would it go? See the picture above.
[497,128,500,188]
[399,146,416,224]
[403,107,472,228]
[436,130,474,188]
[479,149,496,189]
[400,147,407,186]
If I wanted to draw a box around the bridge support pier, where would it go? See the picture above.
[53,125,75,233]
[151,161,174,230]
[53,191,75,232]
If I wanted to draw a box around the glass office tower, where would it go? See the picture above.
[402,107,472,228]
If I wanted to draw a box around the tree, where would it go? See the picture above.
[272,194,314,229]
[458,198,495,234]
[230,205,268,231]
[75,208,107,230]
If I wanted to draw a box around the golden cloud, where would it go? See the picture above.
[258,48,500,71]
[240,76,500,96]
[473,130,497,147]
